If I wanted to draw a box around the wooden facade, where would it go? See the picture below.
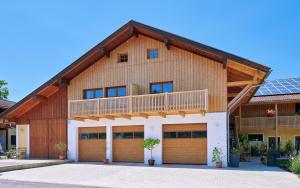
[18,86,68,159]
[68,35,227,113]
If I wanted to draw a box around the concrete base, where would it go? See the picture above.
[0,159,73,172]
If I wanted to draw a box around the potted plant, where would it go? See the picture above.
[230,147,240,167]
[143,138,160,166]
[267,148,277,166]
[212,147,222,168]
[54,143,67,160]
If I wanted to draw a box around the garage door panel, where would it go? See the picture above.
[78,127,106,162]
[113,125,144,163]
[163,124,207,164]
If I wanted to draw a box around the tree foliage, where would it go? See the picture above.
[0,80,9,99]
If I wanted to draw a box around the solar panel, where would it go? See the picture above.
[254,77,300,96]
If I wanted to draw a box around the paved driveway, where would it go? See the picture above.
[0,161,299,188]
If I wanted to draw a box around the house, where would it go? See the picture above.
[0,99,16,152]
[233,77,300,153]
[0,20,270,166]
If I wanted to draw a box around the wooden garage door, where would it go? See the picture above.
[30,119,67,159]
[113,126,144,162]
[78,127,106,162]
[163,123,207,164]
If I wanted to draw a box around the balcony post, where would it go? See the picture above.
[97,99,100,115]
[164,93,169,112]
[275,103,278,151]
[68,100,71,119]
[129,95,133,114]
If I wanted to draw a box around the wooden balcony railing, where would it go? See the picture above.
[235,115,300,130]
[68,89,208,120]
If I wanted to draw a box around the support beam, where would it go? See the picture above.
[100,47,110,58]
[33,95,48,103]
[138,113,148,119]
[164,38,170,50]
[120,114,131,120]
[130,26,139,38]
[222,57,227,69]
[158,112,167,118]
[227,80,253,87]
[178,111,185,117]
[104,115,115,120]
[275,103,278,151]
[57,78,70,87]
[88,116,100,121]
[74,117,85,122]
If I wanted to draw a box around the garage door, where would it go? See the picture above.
[113,126,144,162]
[163,124,207,164]
[78,127,106,162]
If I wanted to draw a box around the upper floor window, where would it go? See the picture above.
[106,86,126,97]
[150,82,173,94]
[296,103,300,114]
[118,53,128,63]
[147,49,158,59]
[84,88,103,99]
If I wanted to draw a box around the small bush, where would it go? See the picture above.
[6,149,16,159]
[289,156,300,174]
[251,146,259,156]
[276,158,290,169]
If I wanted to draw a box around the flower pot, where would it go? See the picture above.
[216,161,222,168]
[148,159,155,166]
[230,154,240,167]
[104,159,109,164]
[59,155,66,160]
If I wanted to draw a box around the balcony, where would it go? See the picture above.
[235,115,300,130]
[68,89,208,120]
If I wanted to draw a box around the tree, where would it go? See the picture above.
[143,138,160,159]
[0,80,9,99]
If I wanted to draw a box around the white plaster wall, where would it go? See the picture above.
[68,112,227,166]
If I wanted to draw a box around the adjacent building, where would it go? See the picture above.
[0,20,271,166]
[233,77,300,152]
[0,99,16,152]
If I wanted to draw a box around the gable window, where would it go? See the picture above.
[248,134,263,142]
[150,82,173,94]
[84,88,103,99]
[118,53,128,63]
[106,86,126,97]
[147,49,158,59]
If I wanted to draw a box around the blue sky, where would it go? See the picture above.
[1,1,299,102]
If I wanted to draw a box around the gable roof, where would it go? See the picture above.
[0,99,15,110]
[0,20,271,119]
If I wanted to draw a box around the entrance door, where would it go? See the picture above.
[30,120,49,158]
[268,137,280,149]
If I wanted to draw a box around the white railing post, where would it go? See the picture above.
[97,99,100,115]
[129,95,133,114]
[165,92,169,111]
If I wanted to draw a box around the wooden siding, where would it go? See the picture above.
[68,35,227,112]
[241,103,296,118]
[18,86,68,124]
[16,86,67,159]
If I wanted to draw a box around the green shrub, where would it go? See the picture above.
[212,147,222,162]
[230,147,240,155]
[143,138,160,159]
[276,158,290,169]
[285,140,294,156]
[6,149,16,159]
[289,156,300,174]
[259,142,267,156]
[251,146,259,156]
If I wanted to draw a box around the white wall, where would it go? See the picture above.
[68,112,227,166]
